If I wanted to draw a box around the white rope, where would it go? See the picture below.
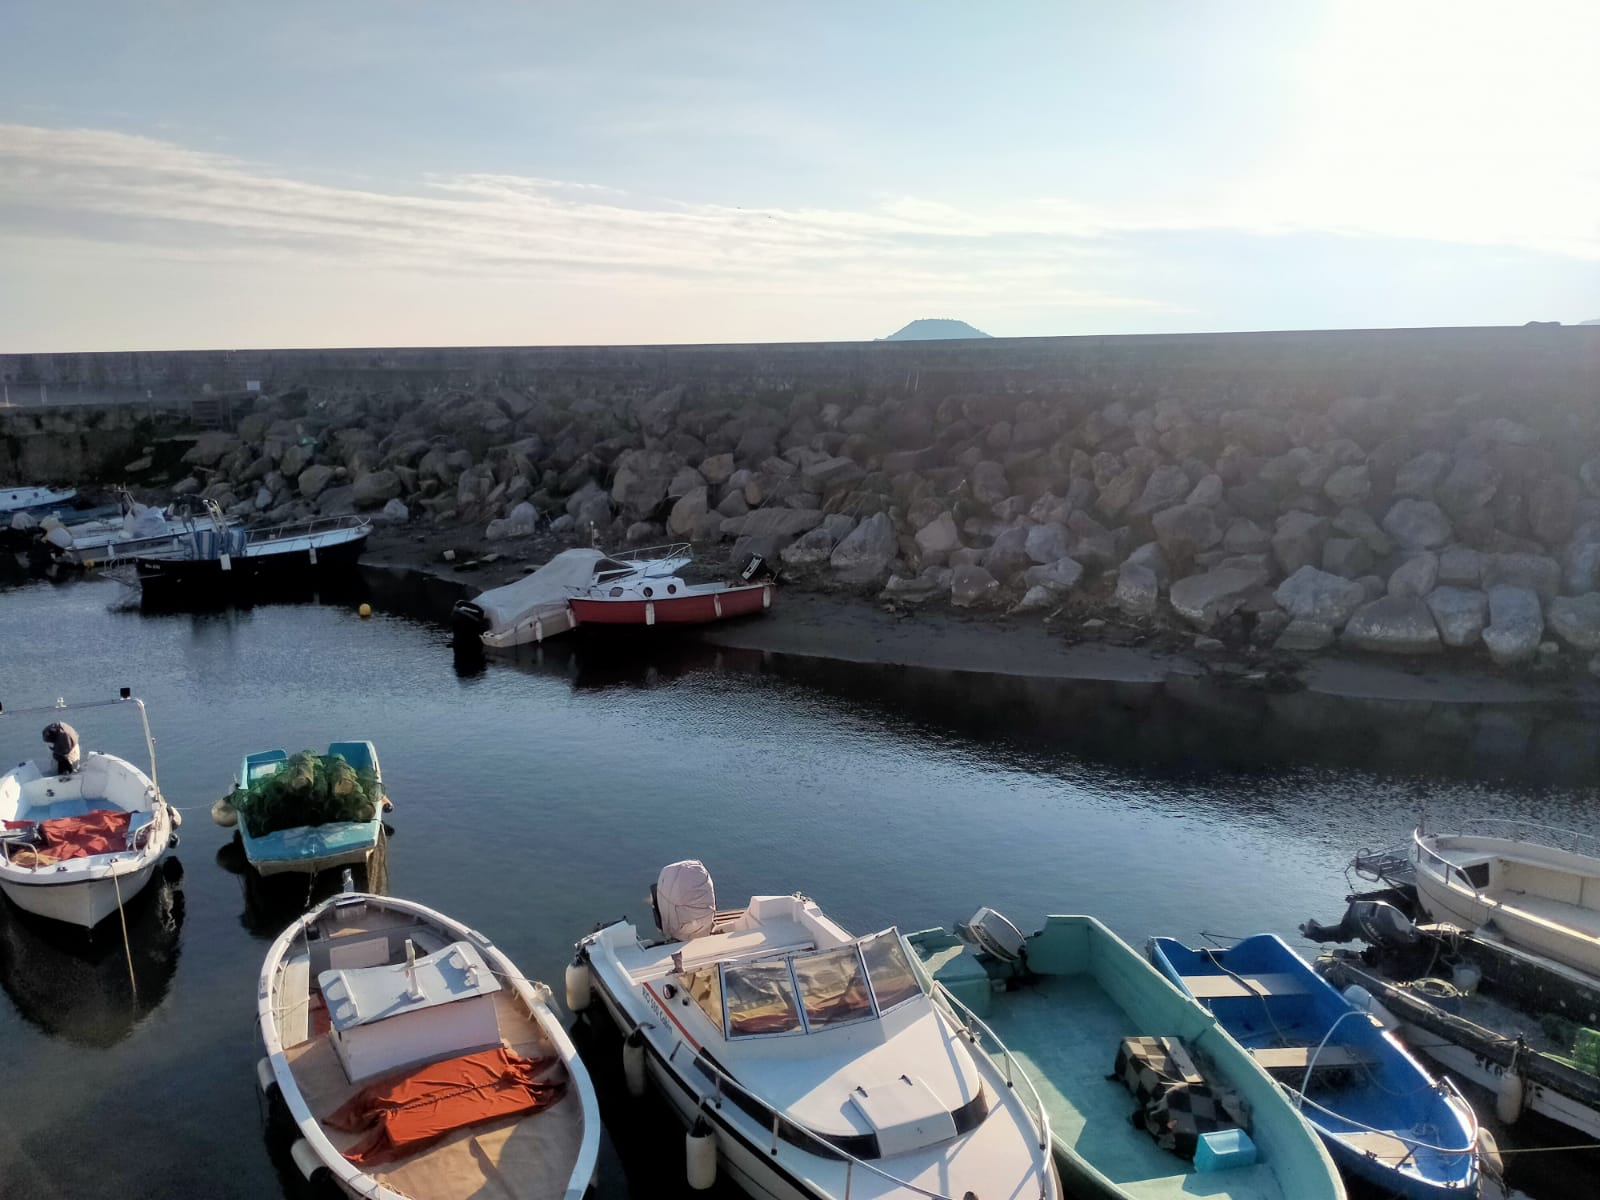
[111,868,137,1002]
[1290,1090,1476,1156]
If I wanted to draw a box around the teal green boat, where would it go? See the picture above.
[908,914,1346,1200]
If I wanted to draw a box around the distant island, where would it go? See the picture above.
[1580,318,1600,326]
[883,318,992,341]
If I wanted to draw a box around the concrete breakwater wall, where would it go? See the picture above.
[12,326,1600,669]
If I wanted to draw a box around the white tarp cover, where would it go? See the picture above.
[469,549,619,630]
[656,859,717,942]
[126,504,172,539]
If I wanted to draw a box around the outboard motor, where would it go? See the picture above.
[737,553,774,582]
[1301,900,1420,948]
[450,599,490,638]
[957,907,1029,978]
[42,722,80,775]
[654,860,718,942]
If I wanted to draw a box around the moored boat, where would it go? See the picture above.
[0,692,179,929]
[220,741,387,877]
[1150,933,1479,1198]
[134,506,370,594]
[1410,820,1600,978]
[258,889,599,1200]
[574,860,1060,1200]
[908,912,1346,1200]
[0,485,77,515]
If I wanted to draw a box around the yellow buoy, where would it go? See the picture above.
[358,603,372,619]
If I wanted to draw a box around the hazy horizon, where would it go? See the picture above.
[3,2,1597,353]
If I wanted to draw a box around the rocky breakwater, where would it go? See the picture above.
[162,381,1600,675]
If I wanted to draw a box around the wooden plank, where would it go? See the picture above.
[1250,1044,1375,1071]
[1181,972,1308,999]
[1339,1130,1415,1161]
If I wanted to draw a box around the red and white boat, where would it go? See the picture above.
[453,543,773,648]
[568,547,773,627]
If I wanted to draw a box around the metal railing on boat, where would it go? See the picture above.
[1411,819,1600,898]
[928,981,1054,1154]
[675,1018,1054,1200]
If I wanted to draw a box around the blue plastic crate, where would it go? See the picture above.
[1194,1128,1257,1173]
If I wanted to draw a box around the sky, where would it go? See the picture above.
[1,2,1597,350]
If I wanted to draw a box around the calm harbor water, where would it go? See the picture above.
[0,573,1596,1200]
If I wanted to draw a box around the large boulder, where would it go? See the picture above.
[983,527,1033,581]
[374,497,410,525]
[829,512,898,583]
[1564,536,1600,595]
[1547,593,1600,652]
[699,453,736,485]
[297,464,336,499]
[1425,587,1489,648]
[950,564,1000,608]
[1223,518,1271,555]
[1480,553,1561,602]
[280,443,313,479]
[1153,503,1223,561]
[1114,563,1160,617]
[1323,464,1371,507]
[1321,537,1374,579]
[611,449,678,515]
[1130,465,1192,516]
[780,524,843,567]
[801,455,865,494]
[914,512,961,559]
[1022,557,1085,594]
[969,461,1010,508]
[1024,521,1072,565]
[1387,553,1439,599]
[183,431,240,468]
[1381,499,1452,551]
[1342,597,1442,654]
[1271,511,1330,576]
[667,486,709,538]
[1274,566,1367,627]
[1482,586,1543,666]
[1332,506,1392,556]
[1066,511,1118,569]
[1437,545,1483,587]
[1528,476,1581,546]
[351,468,401,509]
[1394,450,1450,498]
[1436,458,1500,517]
[1169,563,1271,630]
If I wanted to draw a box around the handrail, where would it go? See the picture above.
[684,1038,1051,1200]
[242,513,371,543]
[929,979,1054,1155]
[0,693,159,792]
[1422,818,1600,859]
[611,541,691,566]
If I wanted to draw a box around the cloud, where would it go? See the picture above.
[0,123,1160,312]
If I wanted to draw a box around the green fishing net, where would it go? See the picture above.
[232,750,380,838]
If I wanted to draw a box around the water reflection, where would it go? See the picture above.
[219,834,390,939]
[0,867,185,1048]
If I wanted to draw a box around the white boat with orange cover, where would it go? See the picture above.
[258,889,599,1200]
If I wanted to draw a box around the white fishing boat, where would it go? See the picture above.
[573,860,1060,1200]
[0,485,77,515]
[0,692,179,929]
[1411,819,1600,978]
[451,544,693,648]
[258,889,599,1200]
[56,491,219,567]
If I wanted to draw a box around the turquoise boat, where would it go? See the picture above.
[235,741,385,876]
[908,914,1345,1200]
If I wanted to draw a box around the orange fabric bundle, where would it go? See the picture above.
[325,1048,566,1166]
[37,810,131,860]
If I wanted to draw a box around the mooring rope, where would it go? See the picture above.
[112,868,137,1002]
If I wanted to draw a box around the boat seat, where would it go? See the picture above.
[278,957,314,1047]
[1339,1129,1418,1162]
[1181,973,1308,999]
[1249,1044,1377,1071]
[1497,893,1600,940]
[25,798,93,823]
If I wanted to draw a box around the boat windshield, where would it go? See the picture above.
[723,959,804,1036]
[682,965,724,1030]
[720,929,926,1038]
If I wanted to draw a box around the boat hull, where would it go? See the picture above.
[241,819,382,876]
[137,532,368,591]
[570,582,771,626]
[0,859,162,928]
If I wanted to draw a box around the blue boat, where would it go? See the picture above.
[235,741,385,876]
[1148,935,1479,1199]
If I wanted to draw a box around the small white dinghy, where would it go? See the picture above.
[1412,819,1600,977]
[259,889,599,1200]
[574,860,1060,1200]
[0,692,178,929]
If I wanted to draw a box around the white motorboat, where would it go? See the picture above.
[0,693,179,929]
[574,860,1060,1200]
[258,889,599,1200]
[57,492,218,566]
[0,485,77,515]
[451,544,693,648]
[1411,820,1600,978]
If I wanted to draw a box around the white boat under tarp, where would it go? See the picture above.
[453,546,692,649]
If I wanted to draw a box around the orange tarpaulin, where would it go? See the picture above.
[3,810,130,864]
[325,1048,567,1166]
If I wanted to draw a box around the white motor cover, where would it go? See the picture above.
[965,907,1027,962]
[127,504,171,538]
[656,860,717,942]
[45,525,74,550]
[9,511,35,532]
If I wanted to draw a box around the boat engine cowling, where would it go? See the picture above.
[449,600,489,636]
[1300,900,1419,948]
[654,860,717,942]
[959,907,1027,963]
